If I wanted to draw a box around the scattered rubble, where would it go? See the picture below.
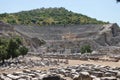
[0,64,120,80]
[0,56,67,71]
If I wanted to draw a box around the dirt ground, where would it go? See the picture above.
[30,56,120,68]
[68,59,120,67]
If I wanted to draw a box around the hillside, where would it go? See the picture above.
[0,7,108,26]
[0,19,120,54]
[14,23,120,53]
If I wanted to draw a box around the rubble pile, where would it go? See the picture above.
[0,56,66,71]
[0,64,120,80]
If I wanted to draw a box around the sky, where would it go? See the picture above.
[0,0,120,26]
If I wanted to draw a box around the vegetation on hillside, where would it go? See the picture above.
[80,45,92,54]
[0,7,108,26]
[0,37,28,64]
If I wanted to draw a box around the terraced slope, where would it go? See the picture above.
[14,24,103,40]
[14,23,120,51]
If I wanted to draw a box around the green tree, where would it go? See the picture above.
[0,38,9,63]
[0,46,7,64]
[14,36,22,45]
[19,46,28,57]
[0,37,29,64]
[7,39,19,59]
[80,45,92,54]
[7,37,24,59]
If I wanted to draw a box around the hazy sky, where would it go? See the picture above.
[0,0,120,25]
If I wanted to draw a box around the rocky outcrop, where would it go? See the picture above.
[96,23,120,46]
